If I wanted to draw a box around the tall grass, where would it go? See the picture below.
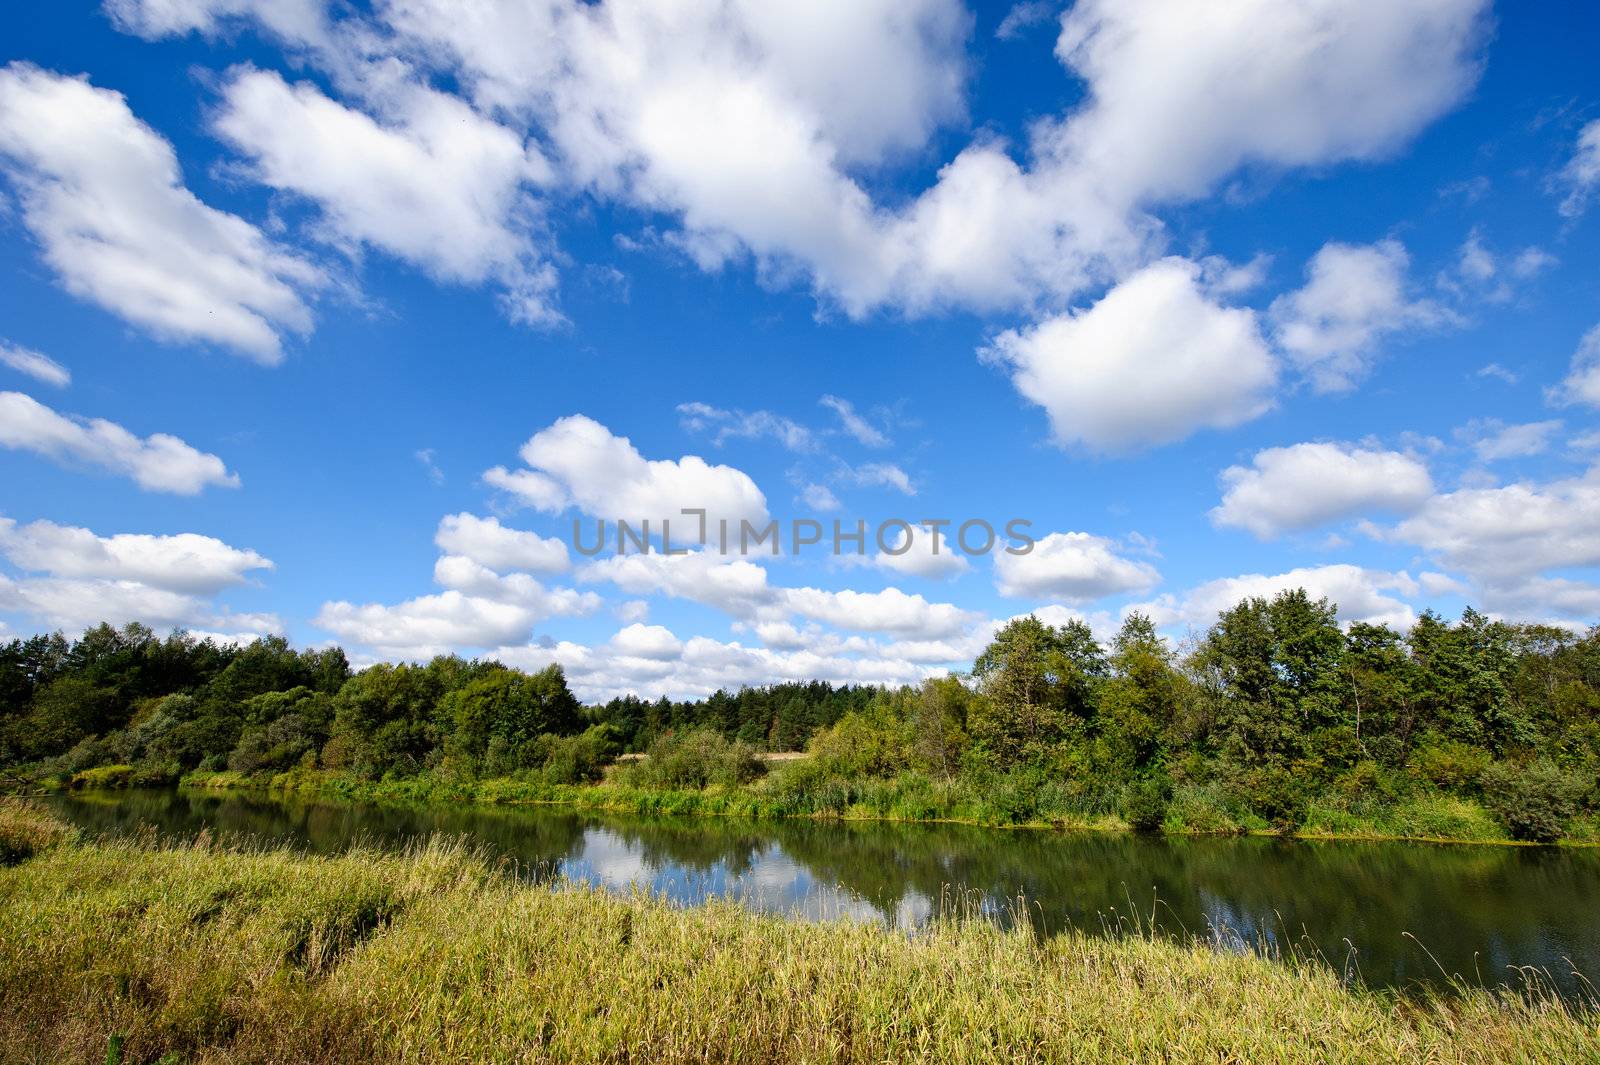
[1,800,1594,1063]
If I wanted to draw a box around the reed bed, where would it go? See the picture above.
[1,799,1594,1064]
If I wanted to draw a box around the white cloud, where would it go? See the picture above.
[614,599,650,624]
[873,524,970,580]
[581,551,777,620]
[1476,363,1519,386]
[992,531,1159,602]
[580,547,979,638]
[843,462,916,495]
[105,0,329,48]
[676,402,815,451]
[117,0,1486,321]
[0,517,271,594]
[0,392,238,494]
[1460,418,1562,463]
[1557,119,1600,218]
[1554,325,1600,409]
[1133,564,1420,631]
[983,257,1276,452]
[0,517,276,634]
[819,394,888,447]
[799,483,841,512]
[0,342,69,387]
[995,2,1053,41]
[486,415,769,529]
[609,622,683,661]
[434,513,568,574]
[0,64,322,362]
[314,591,559,658]
[1270,240,1444,392]
[1386,467,1600,586]
[213,67,560,325]
[782,585,980,639]
[1211,442,1434,538]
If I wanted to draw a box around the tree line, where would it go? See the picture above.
[2,589,1597,840]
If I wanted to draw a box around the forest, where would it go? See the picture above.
[3,588,1597,842]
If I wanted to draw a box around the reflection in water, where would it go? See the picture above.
[43,789,1600,999]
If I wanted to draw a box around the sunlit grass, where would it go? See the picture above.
[1,800,1594,1063]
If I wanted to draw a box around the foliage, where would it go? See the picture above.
[4,591,1599,843]
[620,728,765,791]
[1480,761,1580,843]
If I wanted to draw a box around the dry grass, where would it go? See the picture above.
[0,801,1594,1064]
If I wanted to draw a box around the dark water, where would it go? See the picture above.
[41,788,1600,1000]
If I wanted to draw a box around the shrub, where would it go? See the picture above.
[622,728,765,791]
[1411,738,1492,792]
[1233,764,1310,834]
[68,764,134,790]
[540,725,623,785]
[1122,776,1172,832]
[1480,761,1578,843]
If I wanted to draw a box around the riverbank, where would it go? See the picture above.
[2,799,1593,1063]
[171,766,1600,847]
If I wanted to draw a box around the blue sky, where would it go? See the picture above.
[1,0,1598,699]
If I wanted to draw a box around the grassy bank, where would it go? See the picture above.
[2,799,1594,1064]
[176,766,1600,846]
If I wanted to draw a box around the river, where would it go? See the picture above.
[41,787,1600,1000]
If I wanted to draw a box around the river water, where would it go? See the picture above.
[42,788,1600,999]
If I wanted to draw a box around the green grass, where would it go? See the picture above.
[1,799,1594,1064]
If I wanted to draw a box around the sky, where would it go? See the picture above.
[0,0,1598,701]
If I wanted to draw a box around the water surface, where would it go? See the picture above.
[42,788,1600,1000]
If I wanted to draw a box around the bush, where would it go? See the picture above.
[1480,761,1578,843]
[68,764,134,790]
[1163,784,1243,835]
[1411,738,1492,792]
[622,728,765,791]
[540,725,623,785]
[1233,764,1310,834]
[1122,776,1172,832]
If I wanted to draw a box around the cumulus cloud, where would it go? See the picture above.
[317,553,600,660]
[992,531,1159,603]
[314,591,563,658]
[982,257,1276,452]
[1557,119,1600,219]
[873,524,970,580]
[1385,466,1600,588]
[1211,442,1434,539]
[0,516,276,633]
[1554,325,1600,409]
[213,68,560,325]
[485,415,769,530]
[0,392,239,494]
[0,517,271,594]
[0,64,322,362]
[0,342,69,387]
[1133,564,1420,631]
[110,0,1486,321]
[581,548,979,638]
[1270,240,1445,392]
[434,513,568,574]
